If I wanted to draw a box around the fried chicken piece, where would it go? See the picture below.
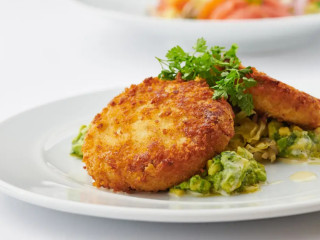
[248,67,320,129]
[82,77,234,192]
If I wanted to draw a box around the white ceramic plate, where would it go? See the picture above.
[74,0,320,52]
[1,88,320,222]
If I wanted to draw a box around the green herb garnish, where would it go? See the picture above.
[156,38,256,115]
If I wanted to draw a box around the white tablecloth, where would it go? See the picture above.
[1,0,320,238]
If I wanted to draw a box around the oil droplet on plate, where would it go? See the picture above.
[268,180,284,185]
[278,158,307,165]
[290,171,317,182]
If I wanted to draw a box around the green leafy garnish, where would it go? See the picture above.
[156,38,256,115]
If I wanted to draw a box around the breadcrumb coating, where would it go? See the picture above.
[248,68,320,129]
[82,77,234,192]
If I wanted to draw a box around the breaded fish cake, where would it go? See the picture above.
[248,68,320,129]
[82,77,234,192]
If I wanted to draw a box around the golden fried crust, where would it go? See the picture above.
[248,68,320,129]
[82,77,234,192]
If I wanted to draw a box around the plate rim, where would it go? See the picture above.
[1,177,320,223]
[1,88,320,222]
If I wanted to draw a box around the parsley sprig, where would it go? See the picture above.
[156,38,256,115]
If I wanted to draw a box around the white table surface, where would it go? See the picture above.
[1,0,320,239]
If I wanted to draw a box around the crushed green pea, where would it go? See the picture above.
[71,125,89,158]
[171,147,266,196]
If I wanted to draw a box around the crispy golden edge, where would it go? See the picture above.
[82,77,234,192]
[248,67,320,129]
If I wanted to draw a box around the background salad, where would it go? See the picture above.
[155,0,320,19]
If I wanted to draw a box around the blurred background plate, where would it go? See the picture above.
[75,0,320,52]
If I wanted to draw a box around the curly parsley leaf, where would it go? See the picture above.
[156,38,256,115]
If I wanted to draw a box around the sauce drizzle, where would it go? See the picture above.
[290,171,317,182]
